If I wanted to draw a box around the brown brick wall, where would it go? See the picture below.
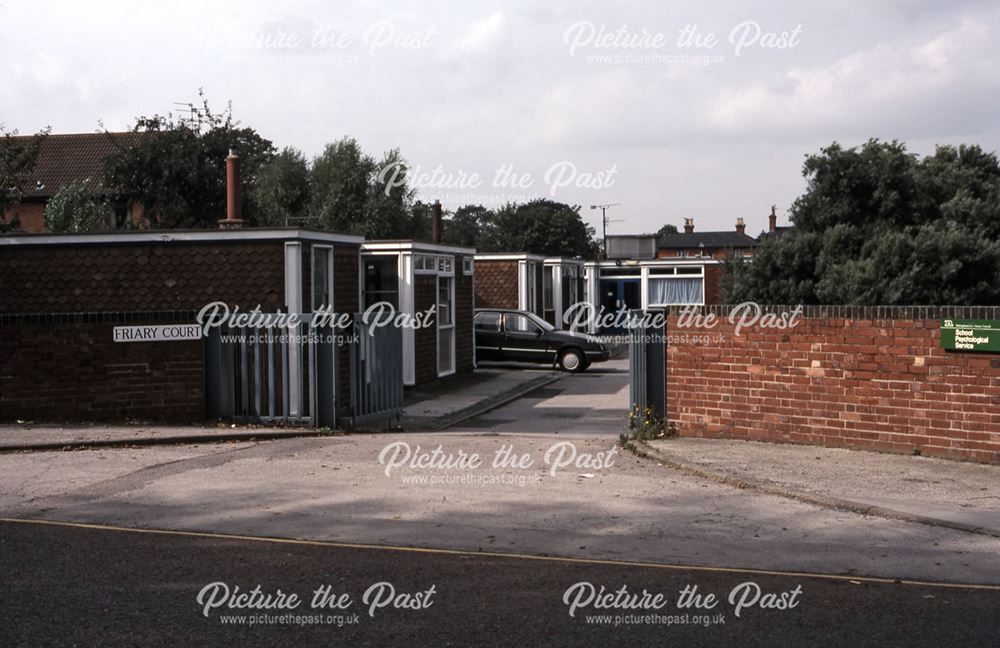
[666,306,1000,463]
[413,275,438,386]
[474,259,519,309]
[456,255,474,374]
[0,316,204,422]
[0,241,285,312]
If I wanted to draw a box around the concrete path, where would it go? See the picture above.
[643,437,1000,536]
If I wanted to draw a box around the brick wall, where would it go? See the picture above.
[0,241,285,312]
[413,275,438,386]
[0,313,203,422]
[474,259,519,309]
[456,256,474,374]
[666,306,1000,463]
[704,265,725,304]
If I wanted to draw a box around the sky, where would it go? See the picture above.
[3,0,999,237]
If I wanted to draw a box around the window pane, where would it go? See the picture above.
[312,248,331,310]
[504,313,538,334]
[475,312,500,330]
[438,277,453,325]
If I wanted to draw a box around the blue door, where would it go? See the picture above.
[599,278,641,333]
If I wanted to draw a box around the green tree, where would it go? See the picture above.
[0,126,49,232]
[726,140,1000,305]
[656,223,679,237]
[442,204,488,247]
[309,138,375,234]
[103,91,275,228]
[478,199,599,258]
[253,147,310,226]
[44,180,110,233]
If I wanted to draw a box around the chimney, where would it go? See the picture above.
[219,149,244,230]
[735,217,745,234]
[683,218,694,234]
[768,205,777,232]
[431,199,443,243]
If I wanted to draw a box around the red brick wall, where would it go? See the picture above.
[474,259,519,309]
[0,315,203,422]
[704,265,725,304]
[666,306,1000,463]
[1,202,45,232]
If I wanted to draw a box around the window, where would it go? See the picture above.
[311,246,333,311]
[648,277,703,305]
[677,250,689,259]
[437,276,453,326]
[363,257,399,309]
[437,275,455,375]
[524,262,538,313]
[463,257,474,274]
[504,313,542,334]
[542,267,554,311]
[474,311,500,330]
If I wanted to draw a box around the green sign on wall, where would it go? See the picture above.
[940,319,1000,353]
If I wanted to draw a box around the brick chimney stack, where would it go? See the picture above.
[219,149,244,230]
[736,217,746,234]
[683,218,694,234]
[431,200,443,243]
[768,205,777,232]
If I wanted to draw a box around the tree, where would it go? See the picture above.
[726,140,1000,305]
[44,180,110,233]
[103,91,275,228]
[462,199,599,258]
[442,204,488,247]
[656,223,679,237]
[253,147,310,226]
[308,138,375,235]
[0,126,49,232]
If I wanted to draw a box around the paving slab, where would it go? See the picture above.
[643,437,1000,535]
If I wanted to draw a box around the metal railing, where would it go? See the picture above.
[347,314,403,427]
[627,310,666,418]
[204,316,334,427]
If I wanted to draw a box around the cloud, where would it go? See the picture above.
[709,18,999,139]
[456,11,507,53]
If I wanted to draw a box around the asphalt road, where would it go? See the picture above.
[2,520,998,647]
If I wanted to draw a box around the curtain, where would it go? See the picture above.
[648,277,703,305]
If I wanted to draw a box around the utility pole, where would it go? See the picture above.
[590,203,622,259]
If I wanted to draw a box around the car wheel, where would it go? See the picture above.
[559,348,585,372]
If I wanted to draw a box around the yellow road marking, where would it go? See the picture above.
[2,516,998,591]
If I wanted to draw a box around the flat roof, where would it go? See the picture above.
[473,252,546,262]
[362,240,476,255]
[0,228,365,247]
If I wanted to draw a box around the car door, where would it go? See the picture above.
[474,311,503,361]
[501,313,552,364]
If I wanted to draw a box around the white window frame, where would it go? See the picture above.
[437,273,456,377]
[310,244,334,313]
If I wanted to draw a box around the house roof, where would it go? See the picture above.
[657,230,759,249]
[14,132,143,200]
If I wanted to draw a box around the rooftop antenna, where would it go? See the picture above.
[590,203,623,259]
[172,102,204,132]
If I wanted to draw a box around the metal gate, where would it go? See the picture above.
[205,315,403,428]
[627,309,666,418]
[204,319,334,426]
[346,314,404,427]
